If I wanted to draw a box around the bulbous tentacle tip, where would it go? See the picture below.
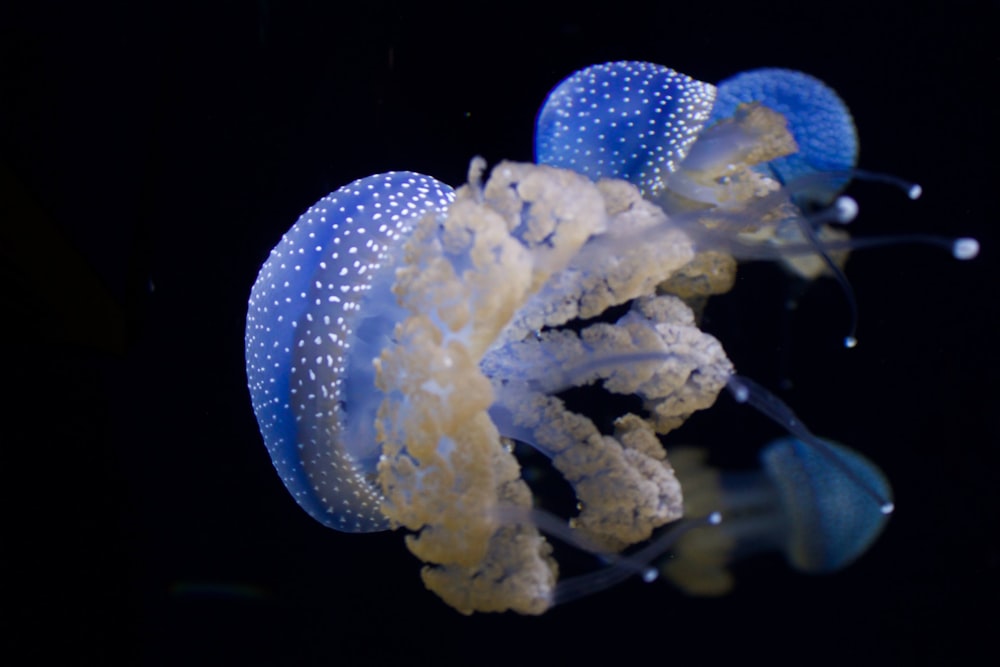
[953,237,980,260]
[831,196,859,224]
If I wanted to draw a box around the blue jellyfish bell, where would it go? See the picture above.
[662,437,893,595]
[535,60,716,197]
[245,172,455,532]
[710,68,859,198]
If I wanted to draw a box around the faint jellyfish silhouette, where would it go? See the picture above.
[663,438,892,595]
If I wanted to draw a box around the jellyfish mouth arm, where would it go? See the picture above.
[662,102,799,208]
[416,520,558,615]
[486,294,733,551]
[373,158,743,612]
[487,294,734,437]
[372,159,743,613]
[374,161,613,614]
[494,177,698,345]
[493,383,685,554]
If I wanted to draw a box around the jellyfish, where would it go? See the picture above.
[662,438,892,596]
[535,61,977,345]
[534,61,848,205]
[245,61,977,615]
[534,61,849,311]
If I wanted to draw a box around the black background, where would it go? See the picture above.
[3,1,996,664]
